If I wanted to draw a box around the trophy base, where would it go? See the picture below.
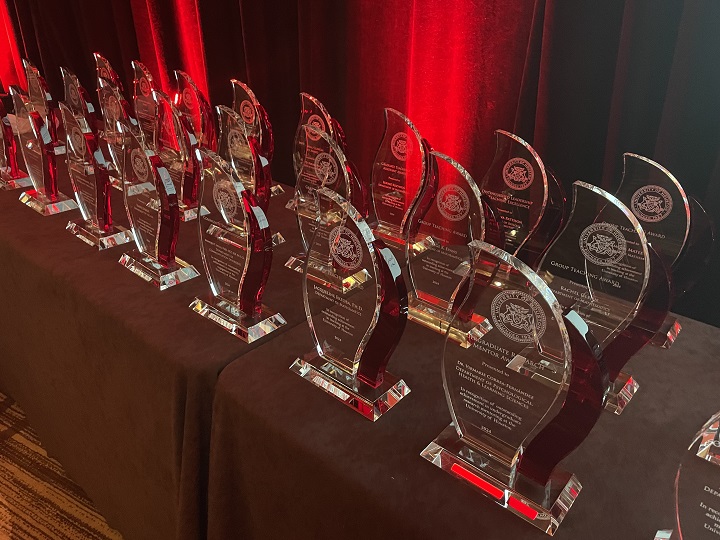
[0,168,32,190]
[189,296,287,342]
[271,232,286,247]
[285,197,297,211]
[19,189,78,216]
[179,203,210,222]
[109,174,125,191]
[66,219,134,250]
[407,297,491,347]
[289,351,410,422]
[285,254,305,273]
[421,424,581,536]
[604,371,639,415]
[118,250,199,290]
[654,530,676,540]
[651,315,681,349]
[270,183,285,197]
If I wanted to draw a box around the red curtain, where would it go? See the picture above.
[2,0,719,324]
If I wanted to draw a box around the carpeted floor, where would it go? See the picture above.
[0,392,123,540]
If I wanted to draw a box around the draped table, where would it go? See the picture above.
[0,166,304,540]
[206,314,720,539]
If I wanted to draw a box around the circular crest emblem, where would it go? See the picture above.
[228,128,245,159]
[99,67,110,80]
[68,83,81,108]
[503,158,534,190]
[139,77,150,97]
[390,132,409,161]
[182,88,196,109]
[314,152,338,186]
[105,95,121,123]
[436,184,470,221]
[490,290,547,343]
[213,180,238,219]
[69,127,86,157]
[579,222,627,266]
[329,226,363,271]
[240,100,256,124]
[631,185,673,223]
[130,148,149,181]
[306,114,325,141]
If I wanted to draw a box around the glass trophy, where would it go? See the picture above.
[616,153,717,348]
[216,105,285,246]
[59,103,133,249]
[22,58,64,154]
[98,77,140,190]
[671,411,720,539]
[0,83,31,190]
[132,60,158,151]
[190,149,286,341]
[405,151,487,342]
[536,181,668,414]
[93,52,124,91]
[173,70,217,151]
[230,79,284,197]
[286,124,363,275]
[290,188,409,421]
[60,67,99,136]
[421,240,608,535]
[117,123,199,289]
[154,89,206,221]
[10,86,77,215]
[370,108,438,266]
[478,130,567,267]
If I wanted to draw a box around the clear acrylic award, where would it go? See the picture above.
[190,149,286,341]
[117,124,199,289]
[60,103,132,249]
[290,188,409,421]
[98,77,140,190]
[0,83,30,190]
[173,70,217,151]
[60,67,99,136]
[10,86,77,215]
[131,60,158,151]
[93,52,124,91]
[154,89,206,221]
[478,130,566,267]
[422,240,608,535]
[22,58,64,155]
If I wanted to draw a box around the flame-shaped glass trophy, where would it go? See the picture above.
[23,59,64,155]
[422,240,608,535]
[0,81,30,190]
[370,108,438,266]
[478,130,566,267]
[536,181,670,414]
[173,70,217,151]
[117,124,199,289]
[154,89,206,221]
[59,103,132,249]
[10,87,77,215]
[60,67,99,136]
[94,52,124,91]
[98,77,140,190]
[190,148,286,341]
[615,153,716,348]
[290,188,409,421]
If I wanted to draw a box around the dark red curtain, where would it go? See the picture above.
[1,0,718,325]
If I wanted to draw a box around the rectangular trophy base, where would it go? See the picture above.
[285,197,297,211]
[0,168,32,190]
[651,315,681,349]
[289,352,410,421]
[271,232,286,247]
[189,297,286,342]
[109,174,125,191]
[604,371,639,415]
[654,530,676,540]
[270,183,285,197]
[285,254,305,273]
[421,424,581,536]
[407,297,491,348]
[66,219,134,250]
[118,250,199,290]
[179,203,210,222]
[19,189,78,216]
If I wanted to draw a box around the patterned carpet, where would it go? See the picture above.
[0,392,123,540]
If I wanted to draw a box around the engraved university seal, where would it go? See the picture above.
[579,223,627,266]
[329,226,363,271]
[631,185,673,223]
[491,290,547,343]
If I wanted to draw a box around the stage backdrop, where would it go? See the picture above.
[1,0,718,325]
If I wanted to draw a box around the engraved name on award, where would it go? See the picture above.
[117,124,199,289]
[290,188,409,421]
[190,149,286,341]
[10,86,77,215]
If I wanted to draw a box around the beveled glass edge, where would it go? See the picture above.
[621,152,691,264]
[306,187,384,374]
[131,60,154,85]
[494,129,549,251]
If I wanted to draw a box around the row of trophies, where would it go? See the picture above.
[0,55,715,536]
